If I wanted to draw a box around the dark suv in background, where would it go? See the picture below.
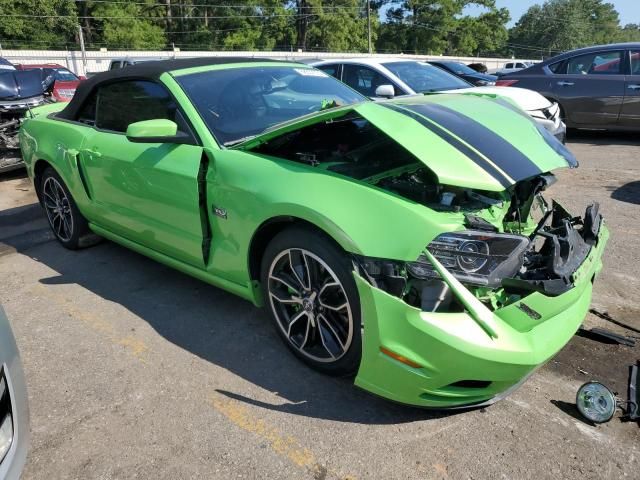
[497,43,640,130]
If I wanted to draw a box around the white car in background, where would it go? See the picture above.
[311,58,565,142]
[491,61,535,76]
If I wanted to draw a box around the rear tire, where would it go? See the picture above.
[39,167,100,249]
[260,227,362,376]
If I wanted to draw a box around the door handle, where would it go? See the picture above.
[628,84,640,90]
[557,81,575,86]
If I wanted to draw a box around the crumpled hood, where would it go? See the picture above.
[0,70,44,101]
[241,94,576,192]
[445,86,552,112]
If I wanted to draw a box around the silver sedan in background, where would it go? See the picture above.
[0,306,28,480]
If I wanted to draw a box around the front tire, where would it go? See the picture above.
[39,167,98,249]
[260,227,362,376]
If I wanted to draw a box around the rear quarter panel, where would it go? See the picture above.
[20,104,91,213]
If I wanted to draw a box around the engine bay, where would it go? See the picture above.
[253,115,506,212]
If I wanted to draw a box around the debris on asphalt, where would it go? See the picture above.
[626,361,639,423]
[590,308,640,335]
[578,326,636,347]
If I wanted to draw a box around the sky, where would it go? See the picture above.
[463,0,638,27]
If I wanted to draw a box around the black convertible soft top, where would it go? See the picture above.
[57,56,291,120]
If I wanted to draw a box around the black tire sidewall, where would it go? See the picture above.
[40,167,88,249]
[260,227,362,377]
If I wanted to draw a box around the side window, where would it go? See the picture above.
[318,64,341,80]
[94,80,185,133]
[505,63,513,69]
[342,64,396,97]
[631,51,640,75]
[76,92,98,126]
[548,61,565,74]
[567,51,623,75]
[109,61,121,70]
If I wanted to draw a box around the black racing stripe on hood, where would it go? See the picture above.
[399,103,544,182]
[382,104,513,188]
[492,97,578,168]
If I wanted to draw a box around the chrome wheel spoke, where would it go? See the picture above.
[268,248,354,363]
[287,310,308,337]
[269,291,302,305]
[298,314,311,349]
[43,191,56,203]
[319,300,348,312]
[269,273,301,297]
[288,249,311,291]
[318,314,345,356]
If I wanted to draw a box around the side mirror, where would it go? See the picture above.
[78,75,87,81]
[126,119,189,144]
[374,84,395,99]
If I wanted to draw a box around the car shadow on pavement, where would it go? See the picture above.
[549,400,595,427]
[609,181,640,205]
[567,130,640,146]
[1,202,462,425]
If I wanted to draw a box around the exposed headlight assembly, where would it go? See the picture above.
[407,231,530,288]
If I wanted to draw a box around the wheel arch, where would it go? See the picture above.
[247,215,358,284]
[32,158,55,203]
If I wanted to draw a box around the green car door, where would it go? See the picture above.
[75,79,206,267]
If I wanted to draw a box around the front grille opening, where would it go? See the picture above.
[448,380,492,389]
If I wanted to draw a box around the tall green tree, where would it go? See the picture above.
[0,0,77,49]
[87,0,166,50]
[508,0,622,58]
[616,23,640,43]
[377,1,509,55]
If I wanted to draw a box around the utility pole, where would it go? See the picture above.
[77,25,87,74]
[367,0,372,54]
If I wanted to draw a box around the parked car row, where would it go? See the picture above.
[497,43,640,130]
[311,58,566,141]
[0,59,85,173]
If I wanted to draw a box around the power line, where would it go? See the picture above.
[75,0,364,10]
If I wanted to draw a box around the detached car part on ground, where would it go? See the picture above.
[19,58,608,409]
[0,306,29,480]
[0,67,55,173]
[311,59,566,143]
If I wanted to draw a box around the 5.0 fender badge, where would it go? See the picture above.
[212,205,227,219]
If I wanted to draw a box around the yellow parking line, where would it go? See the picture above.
[210,394,356,480]
[30,283,150,363]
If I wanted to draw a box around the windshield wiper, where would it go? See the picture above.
[223,135,259,147]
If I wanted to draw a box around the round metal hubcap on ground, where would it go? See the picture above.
[42,177,74,242]
[268,248,353,363]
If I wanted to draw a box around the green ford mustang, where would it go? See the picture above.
[19,58,608,408]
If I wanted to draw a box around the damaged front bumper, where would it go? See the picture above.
[353,219,609,409]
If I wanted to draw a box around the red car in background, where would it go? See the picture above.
[15,64,85,102]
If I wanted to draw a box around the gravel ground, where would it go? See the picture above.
[0,131,639,480]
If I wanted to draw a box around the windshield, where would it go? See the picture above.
[439,62,478,75]
[175,65,366,145]
[382,61,470,93]
[53,68,79,82]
